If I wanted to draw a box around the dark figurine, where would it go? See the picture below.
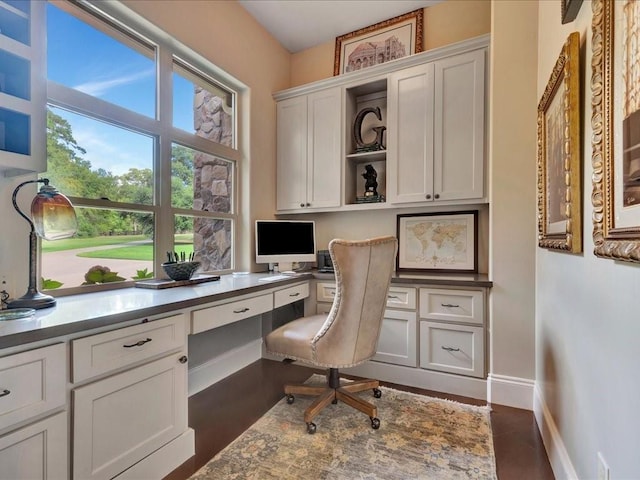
[362,164,378,196]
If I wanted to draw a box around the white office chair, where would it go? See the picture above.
[265,235,397,433]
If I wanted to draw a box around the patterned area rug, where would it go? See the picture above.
[189,375,497,479]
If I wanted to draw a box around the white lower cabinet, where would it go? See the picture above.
[373,309,417,367]
[71,314,191,480]
[0,343,67,480]
[73,354,188,480]
[0,411,67,480]
[316,281,488,380]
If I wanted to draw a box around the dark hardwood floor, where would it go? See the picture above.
[164,359,554,480]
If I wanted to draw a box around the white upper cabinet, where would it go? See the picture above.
[387,49,486,204]
[0,1,46,176]
[276,87,341,211]
[274,35,489,212]
[433,49,485,202]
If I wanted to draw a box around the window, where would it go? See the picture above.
[43,1,241,292]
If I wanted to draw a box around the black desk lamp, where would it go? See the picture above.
[7,178,77,310]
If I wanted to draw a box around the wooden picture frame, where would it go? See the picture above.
[561,0,584,24]
[537,32,582,253]
[591,0,640,263]
[396,211,477,273]
[333,9,423,76]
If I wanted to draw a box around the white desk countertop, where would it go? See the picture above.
[0,272,312,349]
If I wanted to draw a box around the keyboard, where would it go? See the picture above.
[257,274,292,282]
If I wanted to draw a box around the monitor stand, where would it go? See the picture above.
[275,262,293,273]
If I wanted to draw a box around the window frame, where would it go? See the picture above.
[44,0,245,295]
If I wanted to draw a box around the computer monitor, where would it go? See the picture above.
[255,220,316,271]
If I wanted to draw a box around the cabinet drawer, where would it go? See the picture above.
[191,293,273,334]
[72,314,187,383]
[0,411,67,480]
[316,282,336,303]
[0,343,66,431]
[274,282,309,309]
[317,283,415,310]
[386,286,416,309]
[316,302,332,314]
[73,353,187,480]
[419,288,484,325]
[419,321,484,377]
[373,310,417,367]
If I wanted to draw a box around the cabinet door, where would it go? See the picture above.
[73,353,188,480]
[0,1,46,175]
[0,412,67,480]
[373,309,417,367]
[276,95,308,210]
[307,88,341,209]
[433,49,485,201]
[387,63,435,204]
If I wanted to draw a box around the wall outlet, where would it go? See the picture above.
[597,452,610,480]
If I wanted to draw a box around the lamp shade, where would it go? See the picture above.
[30,183,77,240]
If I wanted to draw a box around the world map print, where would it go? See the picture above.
[403,218,471,268]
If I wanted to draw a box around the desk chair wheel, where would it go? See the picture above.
[286,394,295,404]
[373,388,382,398]
[306,422,317,434]
[370,417,381,429]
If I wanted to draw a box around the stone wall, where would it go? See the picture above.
[193,86,233,271]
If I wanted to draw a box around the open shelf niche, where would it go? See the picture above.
[344,78,387,206]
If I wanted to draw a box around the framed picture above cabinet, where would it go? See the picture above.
[396,211,478,273]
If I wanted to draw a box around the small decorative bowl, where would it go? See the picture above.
[162,261,201,281]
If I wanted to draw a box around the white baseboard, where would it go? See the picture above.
[534,384,578,480]
[486,373,534,409]
[115,428,194,480]
[344,361,488,400]
[188,339,262,396]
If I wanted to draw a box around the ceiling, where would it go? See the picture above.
[238,0,442,53]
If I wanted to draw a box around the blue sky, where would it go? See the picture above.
[46,3,194,175]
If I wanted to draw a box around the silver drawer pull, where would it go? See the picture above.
[123,338,152,348]
[289,292,300,297]
[441,303,459,308]
[233,307,250,313]
[441,346,460,352]
[387,295,400,299]
[0,389,10,398]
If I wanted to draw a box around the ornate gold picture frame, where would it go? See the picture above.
[591,0,640,263]
[333,9,423,76]
[537,32,582,253]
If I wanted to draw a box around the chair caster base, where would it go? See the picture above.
[373,388,382,398]
[306,422,317,434]
[286,394,295,404]
[370,417,380,429]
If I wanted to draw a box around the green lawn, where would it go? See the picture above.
[42,234,195,261]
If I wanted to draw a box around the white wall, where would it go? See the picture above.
[535,1,640,478]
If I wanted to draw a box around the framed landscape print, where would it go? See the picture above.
[396,211,477,273]
[334,9,423,76]
[537,31,582,253]
[591,0,640,263]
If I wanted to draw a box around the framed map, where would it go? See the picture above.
[396,211,478,273]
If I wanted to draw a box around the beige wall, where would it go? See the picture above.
[122,0,291,271]
[488,1,538,390]
[290,0,491,87]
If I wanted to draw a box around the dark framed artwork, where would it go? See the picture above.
[334,9,423,76]
[561,0,584,24]
[591,0,640,263]
[537,32,582,253]
[396,211,477,273]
